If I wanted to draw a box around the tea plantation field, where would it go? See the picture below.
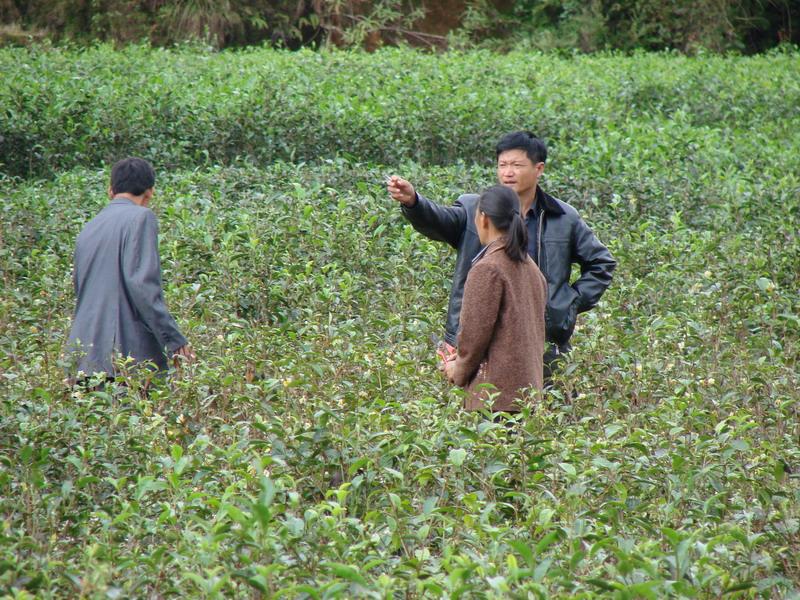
[1,46,799,598]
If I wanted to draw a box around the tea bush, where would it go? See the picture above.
[1,48,799,597]
[1,44,799,178]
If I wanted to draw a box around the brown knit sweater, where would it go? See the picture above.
[451,243,548,412]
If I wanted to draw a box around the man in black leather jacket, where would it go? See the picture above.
[387,131,616,377]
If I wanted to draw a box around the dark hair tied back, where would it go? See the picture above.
[477,185,528,262]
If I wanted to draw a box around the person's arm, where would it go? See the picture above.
[387,176,467,249]
[571,218,617,313]
[450,263,502,386]
[122,210,189,356]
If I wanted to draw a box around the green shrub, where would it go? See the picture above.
[2,150,799,597]
[1,48,798,597]
[1,45,799,178]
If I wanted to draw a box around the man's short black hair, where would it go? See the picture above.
[111,158,155,196]
[495,131,547,165]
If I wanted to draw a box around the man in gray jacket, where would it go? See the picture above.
[67,157,194,380]
[387,131,616,377]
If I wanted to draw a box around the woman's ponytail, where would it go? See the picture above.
[477,185,529,263]
[505,211,528,262]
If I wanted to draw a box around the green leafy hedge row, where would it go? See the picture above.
[2,44,799,178]
[2,152,798,596]
[2,46,799,596]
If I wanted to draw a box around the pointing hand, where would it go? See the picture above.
[386,175,417,207]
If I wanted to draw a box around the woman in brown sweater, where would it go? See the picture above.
[444,185,548,412]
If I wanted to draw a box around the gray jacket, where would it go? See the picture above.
[67,198,187,376]
[402,187,616,348]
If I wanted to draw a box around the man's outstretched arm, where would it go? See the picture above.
[387,175,466,249]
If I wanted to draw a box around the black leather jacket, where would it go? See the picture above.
[402,187,616,348]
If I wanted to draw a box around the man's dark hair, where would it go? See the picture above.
[110,158,155,196]
[495,131,547,165]
[478,185,528,263]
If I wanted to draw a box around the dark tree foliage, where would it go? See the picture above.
[0,0,428,49]
[0,0,797,52]
[459,0,800,54]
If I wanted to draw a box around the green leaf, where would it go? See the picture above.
[275,584,321,599]
[587,578,621,592]
[662,527,683,546]
[592,457,620,470]
[323,562,367,586]
[449,448,467,467]
[627,580,663,599]
[237,574,268,593]
[730,439,749,452]
[134,476,167,501]
[535,530,561,555]
[773,460,786,482]
[259,476,275,507]
[253,502,271,527]
[224,503,249,525]
[171,444,183,461]
[558,462,576,477]
[624,442,649,454]
[422,496,438,515]
[755,277,774,292]
[508,540,535,567]
[533,558,552,582]
[723,581,755,594]
[348,457,370,475]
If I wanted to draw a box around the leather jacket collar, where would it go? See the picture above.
[536,186,565,216]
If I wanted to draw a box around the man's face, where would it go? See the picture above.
[496,149,543,199]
